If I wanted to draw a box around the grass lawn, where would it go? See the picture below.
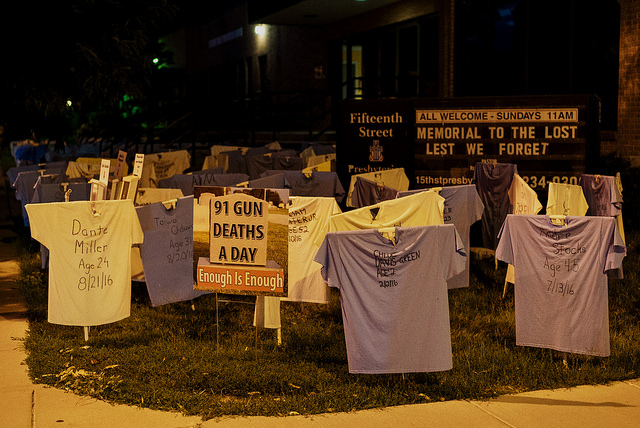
[16,226,640,420]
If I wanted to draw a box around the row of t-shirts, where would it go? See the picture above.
[139,150,191,188]
[247,174,288,189]
[247,150,304,179]
[66,158,125,181]
[204,143,335,174]
[7,161,68,189]
[314,225,467,374]
[299,142,336,166]
[202,145,306,180]
[475,163,627,248]
[397,185,484,289]
[157,169,247,196]
[25,199,144,326]
[304,153,335,171]
[204,145,248,171]
[345,168,410,208]
[135,196,209,307]
[260,170,346,202]
[496,215,626,357]
[12,164,69,226]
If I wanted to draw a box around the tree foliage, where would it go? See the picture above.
[0,0,179,142]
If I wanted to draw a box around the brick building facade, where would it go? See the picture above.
[615,0,640,162]
[168,0,635,163]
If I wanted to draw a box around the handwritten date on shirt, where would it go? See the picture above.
[547,278,574,296]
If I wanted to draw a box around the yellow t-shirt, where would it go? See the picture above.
[329,189,445,233]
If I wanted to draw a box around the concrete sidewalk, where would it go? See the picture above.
[2,224,640,428]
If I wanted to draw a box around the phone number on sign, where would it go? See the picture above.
[520,175,579,189]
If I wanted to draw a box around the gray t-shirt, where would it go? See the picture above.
[496,215,626,356]
[315,225,466,374]
[135,196,208,307]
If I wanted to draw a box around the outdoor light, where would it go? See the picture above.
[255,24,266,35]
[66,99,72,107]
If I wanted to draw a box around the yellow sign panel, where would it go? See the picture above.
[415,108,579,123]
[209,193,268,266]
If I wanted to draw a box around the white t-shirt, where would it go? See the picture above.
[314,225,466,374]
[496,215,626,356]
[26,200,144,326]
[286,197,342,304]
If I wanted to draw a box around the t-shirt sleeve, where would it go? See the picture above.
[604,218,626,273]
[25,203,53,247]
[127,203,145,245]
[472,187,485,223]
[313,234,338,288]
[448,226,468,280]
[177,151,191,174]
[495,215,515,266]
[331,199,342,216]
[577,190,589,216]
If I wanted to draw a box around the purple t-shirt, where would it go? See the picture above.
[314,225,466,374]
[261,171,346,202]
[580,174,622,217]
[351,176,398,208]
[496,215,626,356]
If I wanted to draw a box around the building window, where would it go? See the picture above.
[336,14,439,100]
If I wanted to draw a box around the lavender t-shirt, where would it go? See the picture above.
[135,196,208,307]
[496,215,626,356]
[314,225,466,374]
